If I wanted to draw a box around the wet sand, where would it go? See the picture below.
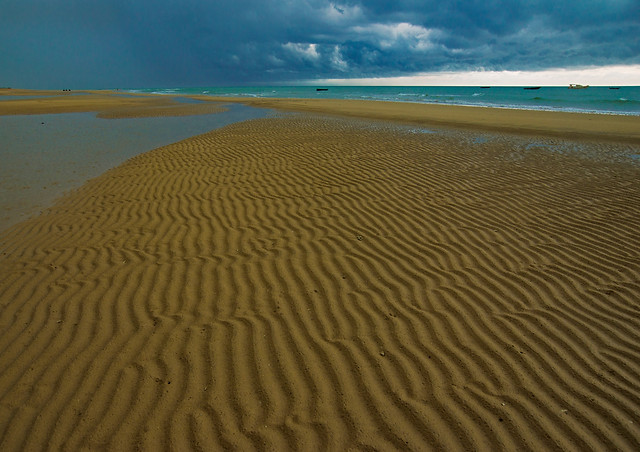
[0,90,227,118]
[0,104,269,231]
[1,93,640,451]
[202,96,640,144]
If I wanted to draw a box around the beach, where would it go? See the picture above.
[1,92,640,450]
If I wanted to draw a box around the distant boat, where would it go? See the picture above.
[524,87,541,90]
[480,86,491,89]
[316,88,328,91]
[609,87,620,90]
[568,84,589,89]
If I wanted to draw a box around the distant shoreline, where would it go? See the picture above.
[203,96,640,144]
[2,89,640,144]
[126,85,640,117]
[6,85,640,116]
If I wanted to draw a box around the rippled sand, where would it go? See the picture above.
[1,94,640,450]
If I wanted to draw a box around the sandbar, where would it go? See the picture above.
[203,96,640,144]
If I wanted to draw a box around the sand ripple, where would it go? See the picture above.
[1,116,640,450]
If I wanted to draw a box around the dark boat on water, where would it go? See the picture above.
[609,87,620,90]
[316,88,328,91]
[524,87,541,90]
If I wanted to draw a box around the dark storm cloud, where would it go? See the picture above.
[1,0,638,87]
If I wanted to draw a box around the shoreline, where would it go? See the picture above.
[128,85,640,118]
[200,96,640,144]
[0,99,270,232]
[2,89,640,143]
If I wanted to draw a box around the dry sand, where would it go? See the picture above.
[0,90,227,118]
[1,93,640,451]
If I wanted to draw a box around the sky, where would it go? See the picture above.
[1,0,639,88]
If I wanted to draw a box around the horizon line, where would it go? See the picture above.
[305,64,640,87]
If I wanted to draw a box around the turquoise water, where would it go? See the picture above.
[132,86,640,116]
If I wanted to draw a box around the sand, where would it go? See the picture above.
[0,103,268,232]
[1,93,640,451]
[0,90,227,118]
[199,96,640,144]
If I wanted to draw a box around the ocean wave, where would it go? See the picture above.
[150,89,180,95]
[411,98,640,116]
[588,98,640,107]
[613,97,639,104]
[147,86,640,116]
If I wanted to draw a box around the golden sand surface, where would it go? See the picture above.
[0,88,79,97]
[201,96,640,144]
[0,90,226,118]
[1,96,640,450]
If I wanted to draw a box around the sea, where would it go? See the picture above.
[130,85,640,116]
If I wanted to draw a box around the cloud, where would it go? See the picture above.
[321,3,364,23]
[315,64,640,86]
[0,0,638,87]
[330,46,348,71]
[283,43,321,62]
[350,23,438,51]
